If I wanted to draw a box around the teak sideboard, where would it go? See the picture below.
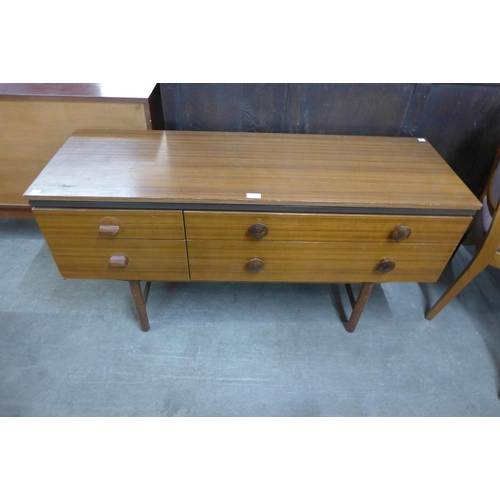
[24,130,481,332]
[0,83,162,218]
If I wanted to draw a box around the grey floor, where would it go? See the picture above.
[1,217,500,417]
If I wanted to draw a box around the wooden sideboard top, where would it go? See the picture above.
[24,130,481,214]
[0,83,158,100]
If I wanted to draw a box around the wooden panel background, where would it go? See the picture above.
[284,83,416,136]
[161,83,287,133]
[160,83,500,196]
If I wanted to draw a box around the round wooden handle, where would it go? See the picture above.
[109,254,129,267]
[391,225,411,242]
[245,258,265,273]
[99,217,121,235]
[248,223,268,239]
[375,259,396,273]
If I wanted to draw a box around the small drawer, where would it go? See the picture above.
[184,211,472,244]
[33,208,185,240]
[45,237,189,281]
[187,240,457,283]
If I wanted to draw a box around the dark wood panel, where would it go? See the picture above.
[400,83,433,136]
[167,83,287,132]
[414,84,500,195]
[149,83,165,130]
[284,83,416,135]
[160,83,179,130]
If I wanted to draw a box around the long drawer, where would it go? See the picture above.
[184,211,472,244]
[187,240,457,282]
[44,237,189,281]
[33,208,185,240]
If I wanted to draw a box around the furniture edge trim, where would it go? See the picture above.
[26,200,478,217]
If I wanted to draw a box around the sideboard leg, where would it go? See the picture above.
[345,282,374,332]
[129,280,151,332]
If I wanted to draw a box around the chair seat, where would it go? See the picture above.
[482,156,500,251]
[482,197,500,254]
[482,196,493,232]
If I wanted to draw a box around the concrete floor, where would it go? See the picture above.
[1,217,500,416]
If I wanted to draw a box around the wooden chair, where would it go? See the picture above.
[426,145,500,320]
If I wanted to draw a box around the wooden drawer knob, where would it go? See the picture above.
[391,225,411,242]
[375,259,396,273]
[245,258,265,273]
[248,223,268,239]
[99,217,121,235]
[109,254,129,267]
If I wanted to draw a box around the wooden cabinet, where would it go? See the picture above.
[0,83,163,217]
[24,130,481,332]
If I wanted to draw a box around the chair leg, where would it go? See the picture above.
[129,280,151,332]
[425,259,487,320]
[345,282,374,332]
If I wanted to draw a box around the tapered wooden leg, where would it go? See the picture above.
[425,259,487,320]
[345,282,374,332]
[129,280,151,332]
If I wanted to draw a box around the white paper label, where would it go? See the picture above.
[418,138,426,142]
[246,193,261,199]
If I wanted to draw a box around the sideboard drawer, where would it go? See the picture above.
[45,238,189,281]
[184,211,472,244]
[187,240,457,283]
[33,208,185,240]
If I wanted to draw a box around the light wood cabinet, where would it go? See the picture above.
[0,83,163,217]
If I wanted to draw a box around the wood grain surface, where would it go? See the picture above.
[187,240,456,283]
[25,130,481,213]
[174,83,287,132]
[160,84,500,199]
[44,237,189,281]
[184,211,472,244]
[1,98,151,208]
[33,209,185,239]
[285,84,415,136]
